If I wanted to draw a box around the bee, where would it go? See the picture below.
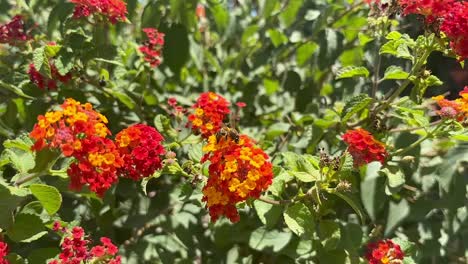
[216,125,240,144]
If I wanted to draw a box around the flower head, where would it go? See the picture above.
[342,128,388,167]
[28,62,72,90]
[201,134,273,222]
[70,0,127,24]
[139,28,164,67]
[115,124,166,180]
[432,86,468,121]
[49,222,121,264]
[0,15,29,45]
[366,239,404,264]
[30,98,123,196]
[188,92,231,138]
[0,241,9,264]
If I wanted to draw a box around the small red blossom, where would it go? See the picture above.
[366,239,405,264]
[342,128,388,167]
[139,28,165,67]
[115,124,166,181]
[28,63,72,90]
[49,222,121,264]
[70,0,127,24]
[196,4,206,19]
[236,102,247,108]
[188,92,231,138]
[0,241,9,264]
[201,134,273,223]
[0,15,29,45]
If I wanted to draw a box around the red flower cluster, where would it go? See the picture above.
[115,124,166,180]
[49,222,121,264]
[397,0,468,60]
[366,239,404,264]
[28,63,72,90]
[342,128,388,167]
[30,98,123,196]
[432,86,468,120]
[188,92,231,138]
[139,28,165,67]
[70,0,127,24]
[0,15,28,45]
[0,241,9,264]
[201,134,273,222]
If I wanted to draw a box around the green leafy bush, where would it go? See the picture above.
[0,0,467,263]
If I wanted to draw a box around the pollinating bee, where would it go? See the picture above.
[215,111,240,144]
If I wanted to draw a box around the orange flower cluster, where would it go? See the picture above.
[432,86,468,120]
[188,92,230,138]
[115,124,166,180]
[342,128,388,167]
[201,134,273,223]
[30,98,123,196]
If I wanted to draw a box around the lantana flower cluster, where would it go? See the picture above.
[397,0,468,60]
[28,63,72,90]
[342,128,388,167]
[115,124,166,180]
[432,86,468,120]
[201,134,274,223]
[188,92,231,138]
[0,241,8,264]
[49,222,121,264]
[70,0,128,24]
[30,98,123,196]
[366,239,405,264]
[139,28,165,67]
[0,15,28,45]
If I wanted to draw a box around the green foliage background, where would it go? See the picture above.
[0,0,467,263]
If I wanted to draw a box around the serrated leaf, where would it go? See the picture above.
[340,94,372,122]
[333,192,365,224]
[380,166,405,193]
[384,66,409,80]
[283,203,315,236]
[7,213,46,242]
[33,47,45,72]
[289,171,319,183]
[29,184,62,215]
[386,31,402,40]
[336,66,369,79]
[249,227,292,252]
[253,199,283,228]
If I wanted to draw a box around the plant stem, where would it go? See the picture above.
[257,197,292,205]
[14,172,43,186]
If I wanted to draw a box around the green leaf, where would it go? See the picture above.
[267,29,288,47]
[283,203,315,236]
[333,192,366,224]
[0,183,26,229]
[210,4,229,31]
[263,78,280,95]
[296,42,318,66]
[163,23,190,75]
[384,66,409,80]
[379,166,405,194]
[0,80,34,99]
[340,94,372,122]
[279,0,303,27]
[253,199,283,228]
[336,66,369,79]
[249,227,292,252]
[289,171,319,183]
[33,47,45,72]
[29,184,62,215]
[2,149,35,173]
[385,199,409,235]
[7,213,47,242]
[27,248,61,264]
[386,31,402,40]
[104,88,136,109]
[318,220,341,250]
[260,0,279,18]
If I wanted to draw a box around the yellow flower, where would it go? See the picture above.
[193,118,203,127]
[94,123,108,137]
[205,123,214,130]
[45,111,63,123]
[195,108,204,116]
